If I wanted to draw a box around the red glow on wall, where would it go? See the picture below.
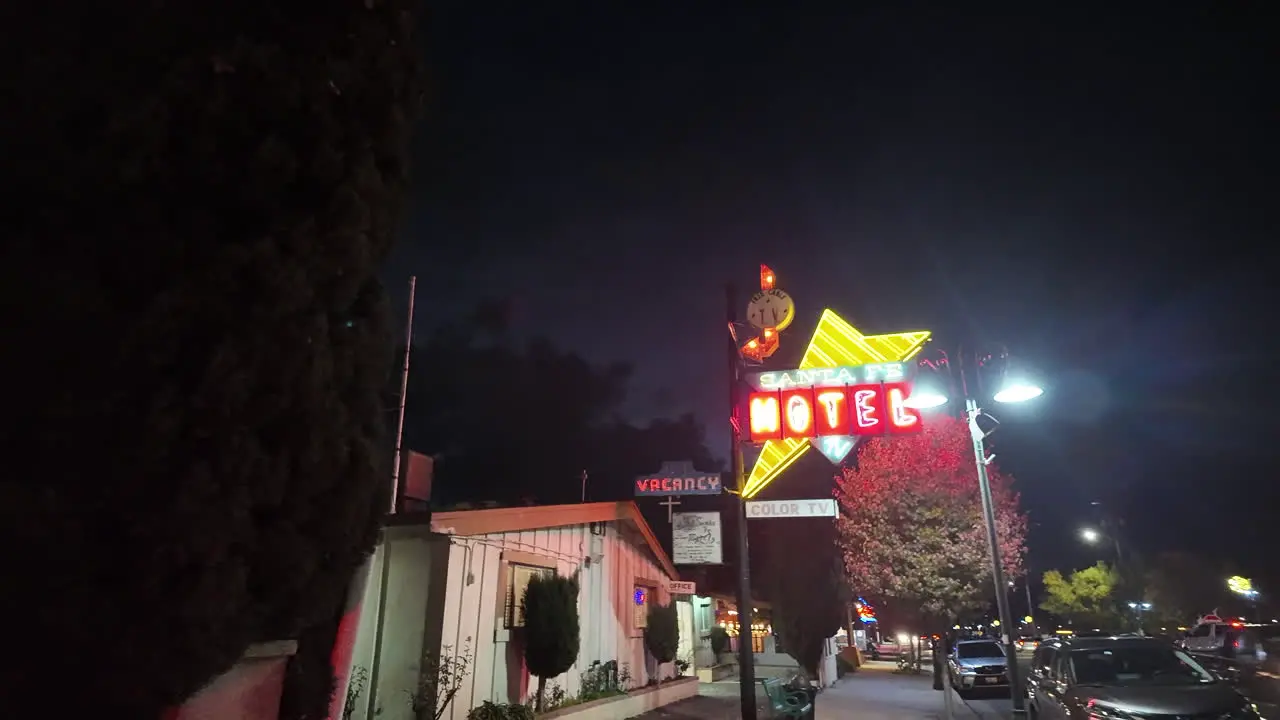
[746,383,924,442]
[780,389,816,438]
[748,391,783,442]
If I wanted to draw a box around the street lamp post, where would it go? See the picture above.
[968,395,1024,715]
[907,348,1043,717]
[1025,581,1035,633]
[1128,601,1152,633]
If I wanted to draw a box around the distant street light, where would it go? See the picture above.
[1079,527,1101,544]
[1128,601,1153,634]
[911,347,1044,717]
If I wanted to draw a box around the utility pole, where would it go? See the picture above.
[389,275,417,514]
[1024,579,1034,630]
[725,282,757,720]
[365,276,417,720]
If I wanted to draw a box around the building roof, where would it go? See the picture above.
[429,501,680,580]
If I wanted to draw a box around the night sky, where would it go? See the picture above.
[388,6,1275,582]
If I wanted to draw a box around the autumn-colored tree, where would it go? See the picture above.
[1145,552,1244,627]
[835,414,1027,630]
[1041,562,1122,630]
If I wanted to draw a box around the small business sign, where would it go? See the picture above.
[634,461,723,496]
[746,498,837,519]
[672,512,723,565]
[669,581,696,595]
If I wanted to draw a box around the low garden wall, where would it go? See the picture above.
[538,677,698,720]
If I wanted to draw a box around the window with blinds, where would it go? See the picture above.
[504,563,551,629]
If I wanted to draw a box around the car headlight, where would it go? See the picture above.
[1085,699,1140,719]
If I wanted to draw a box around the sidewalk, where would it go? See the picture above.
[625,677,770,719]
[628,663,1010,720]
[816,661,1008,719]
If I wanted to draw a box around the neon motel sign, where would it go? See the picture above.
[740,307,932,499]
[745,365,922,444]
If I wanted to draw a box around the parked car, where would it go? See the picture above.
[1187,623,1280,714]
[1026,635,1261,719]
[948,639,1009,697]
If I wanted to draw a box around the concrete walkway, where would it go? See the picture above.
[628,662,1011,719]
[816,661,1009,719]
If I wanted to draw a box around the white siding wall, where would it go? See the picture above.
[438,521,674,719]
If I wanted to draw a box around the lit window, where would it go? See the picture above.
[505,564,551,629]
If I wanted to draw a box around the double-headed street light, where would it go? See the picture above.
[1128,601,1153,634]
[906,348,1043,717]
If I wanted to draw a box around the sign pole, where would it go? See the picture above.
[726,282,758,720]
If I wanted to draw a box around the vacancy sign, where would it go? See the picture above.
[746,499,837,519]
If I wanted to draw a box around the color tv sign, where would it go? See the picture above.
[744,363,923,443]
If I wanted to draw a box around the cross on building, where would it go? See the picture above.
[659,495,681,522]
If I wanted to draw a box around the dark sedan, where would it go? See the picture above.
[1026,635,1261,719]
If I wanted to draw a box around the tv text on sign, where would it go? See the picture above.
[746,499,837,519]
[745,380,922,443]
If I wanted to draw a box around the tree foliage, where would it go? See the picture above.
[404,319,718,505]
[1144,552,1243,626]
[4,1,419,717]
[835,414,1027,625]
[644,602,680,681]
[522,573,581,711]
[1041,562,1121,629]
[766,520,848,677]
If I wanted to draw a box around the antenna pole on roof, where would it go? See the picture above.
[389,275,417,515]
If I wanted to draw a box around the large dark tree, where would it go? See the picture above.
[403,315,718,506]
[644,602,681,684]
[522,573,581,712]
[4,2,418,717]
[765,520,848,678]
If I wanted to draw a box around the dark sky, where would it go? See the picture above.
[388,5,1276,581]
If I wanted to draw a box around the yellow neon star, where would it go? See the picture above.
[740,309,932,499]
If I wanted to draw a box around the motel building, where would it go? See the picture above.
[343,501,702,720]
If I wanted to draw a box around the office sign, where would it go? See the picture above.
[668,581,696,595]
[746,498,837,519]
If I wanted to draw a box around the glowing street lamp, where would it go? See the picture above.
[911,347,1044,717]
[1079,527,1101,544]
[1129,601,1153,634]
[993,376,1044,404]
[902,371,950,410]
